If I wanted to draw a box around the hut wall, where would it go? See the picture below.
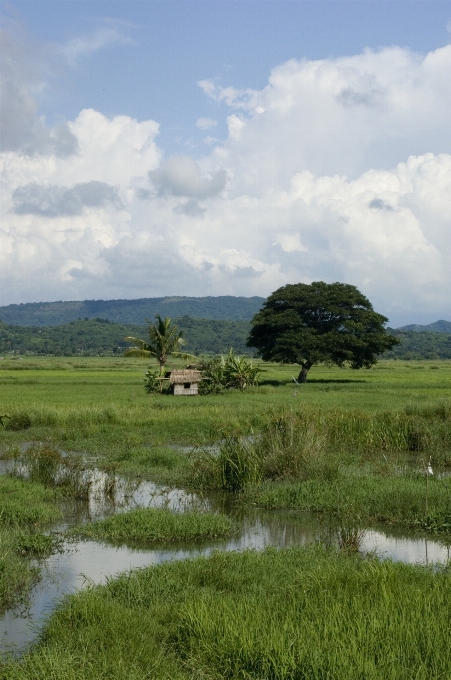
[173,383,199,396]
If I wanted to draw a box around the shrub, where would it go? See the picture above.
[143,368,169,394]
[3,411,31,431]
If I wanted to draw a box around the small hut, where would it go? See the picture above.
[169,369,202,396]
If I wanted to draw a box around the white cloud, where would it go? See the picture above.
[61,24,134,66]
[1,38,451,324]
[0,26,78,157]
[196,117,218,130]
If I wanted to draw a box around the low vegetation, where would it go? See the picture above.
[0,476,61,613]
[2,545,450,679]
[70,508,235,546]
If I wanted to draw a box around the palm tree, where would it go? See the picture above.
[124,315,194,369]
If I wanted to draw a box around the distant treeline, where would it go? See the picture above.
[1,318,451,360]
[0,296,265,326]
[383,330,451,360]
[0,317,253,357]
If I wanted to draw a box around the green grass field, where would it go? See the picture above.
[1,356,450,443]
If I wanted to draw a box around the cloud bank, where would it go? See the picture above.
[1,34,450,325]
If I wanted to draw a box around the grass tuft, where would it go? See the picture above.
[70,507,236,545]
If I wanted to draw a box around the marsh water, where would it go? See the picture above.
[1,467,450,656]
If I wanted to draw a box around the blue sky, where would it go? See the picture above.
[7,0,451,155]
[1,0,451,324]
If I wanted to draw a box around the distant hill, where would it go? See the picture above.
[383,329,451,360]
[397,320,451,333]
[0,296,265,327]
[0,317,253,357]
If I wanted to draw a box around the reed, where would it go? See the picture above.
[250,472,451,534]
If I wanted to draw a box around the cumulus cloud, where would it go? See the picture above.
[149,155,227,199]
[61,24,134,66]
[209,45,451,183]
[1,36,451,324]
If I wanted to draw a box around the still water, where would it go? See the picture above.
[1,472,450,655]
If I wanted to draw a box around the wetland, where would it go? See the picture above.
[1,357,451,678]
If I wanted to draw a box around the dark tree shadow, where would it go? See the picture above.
[260,378,368,386]
[306,378,368,384]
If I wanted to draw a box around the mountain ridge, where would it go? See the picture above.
[0,296,265,327]
[0,296,448,332]
[396,320,451,333]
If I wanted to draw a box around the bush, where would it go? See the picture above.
[197,357,225,394]
[198,350,262,394]
[143,368,169,394]
[3,411,32,431]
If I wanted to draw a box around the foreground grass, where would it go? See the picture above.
[2,545,450,679]
[0,476,61,613]
[70,508,235,546]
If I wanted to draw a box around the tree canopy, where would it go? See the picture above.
[247,282,399,382]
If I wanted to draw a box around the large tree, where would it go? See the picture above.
[247,282,399,382]
[124,315,194,369]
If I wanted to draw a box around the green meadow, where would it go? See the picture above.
[1,356,451,677]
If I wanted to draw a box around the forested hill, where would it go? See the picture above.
[0,317,252,357]
[0,296,265,327]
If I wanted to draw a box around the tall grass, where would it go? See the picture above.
[190,407,451,493]
[250,473,451,533]
[3,546,451,679]
[8,444,92,500]
[0,475,60,525]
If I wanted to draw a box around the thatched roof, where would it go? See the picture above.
[169,369,202,384]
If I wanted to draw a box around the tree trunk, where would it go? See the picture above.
[297,362,312,383]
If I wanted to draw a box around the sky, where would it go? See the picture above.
[1,0,450,326]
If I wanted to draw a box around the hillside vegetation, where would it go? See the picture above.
[2,319,451,359]
[398,320,451,333]
[0,317,252,357]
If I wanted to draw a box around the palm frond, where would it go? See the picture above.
[123,348,154,359]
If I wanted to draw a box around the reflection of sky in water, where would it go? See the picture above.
[1,471,451,656]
